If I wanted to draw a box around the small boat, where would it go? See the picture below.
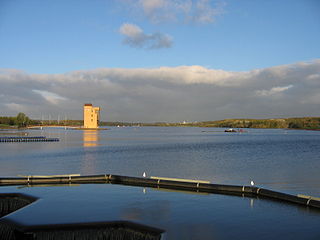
[225,128,237,132]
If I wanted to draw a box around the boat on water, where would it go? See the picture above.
[225,128,237,132]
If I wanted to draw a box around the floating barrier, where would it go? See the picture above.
[0,132,28,136]
[0,174,320,209]
[17,174,81,178]
[0,136,59,142]
[149,176,210,184]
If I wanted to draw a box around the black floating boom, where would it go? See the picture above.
[0,174,319,209]
[0,136,59,142]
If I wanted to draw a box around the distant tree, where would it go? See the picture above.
[15,112,30,128]
[288,121,302,129]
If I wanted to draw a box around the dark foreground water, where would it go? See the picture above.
[0,127,320,239]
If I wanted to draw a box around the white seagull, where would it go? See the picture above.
[250,180,255,186]
[143,172,146,178]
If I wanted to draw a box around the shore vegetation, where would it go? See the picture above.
[100,117,320,130]
[0,112,36,128]
[1,114,319,130]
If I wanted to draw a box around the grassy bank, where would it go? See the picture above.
[187,117,320,130]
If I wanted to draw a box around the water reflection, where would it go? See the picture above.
[82,130,100,174]
[250,198,254,208]
[83,130,99,147]
[82,151,97,175]
[2,183,320,239]
[121,200,171,222]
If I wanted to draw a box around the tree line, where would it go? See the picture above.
[101,118,320,130]
[0,113,35,128]
[183,117,320,130]
[1,113,319,130]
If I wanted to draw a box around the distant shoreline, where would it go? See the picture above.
[101,117,320,130]
[1,117,320,131]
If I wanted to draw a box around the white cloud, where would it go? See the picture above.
[119,23,143,37]
[255,85,294,97]
[189,0,225,23]
[0,60,319,121]
[119,23,145,47]
[117,1,224,49]
[119,23,173,49]
[135,0,225,24]
[32,90,67,105]
[139,0,166,15]
[307,74,320,80]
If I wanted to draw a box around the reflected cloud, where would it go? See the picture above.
[166,223,218,239]
[121,200,171,222]
[250,198,254,208]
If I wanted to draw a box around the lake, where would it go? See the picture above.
[0,127,320,239]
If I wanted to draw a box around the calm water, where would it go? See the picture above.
[0,127,320,239]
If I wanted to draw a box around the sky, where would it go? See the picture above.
[0,0,320,122]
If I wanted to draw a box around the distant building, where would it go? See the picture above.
[83,104,100,129]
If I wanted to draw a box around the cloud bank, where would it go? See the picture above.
[0,60,319,122]
[119,23,173,49]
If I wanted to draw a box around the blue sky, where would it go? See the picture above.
[1,0,319,74]
[0,0,320,121]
